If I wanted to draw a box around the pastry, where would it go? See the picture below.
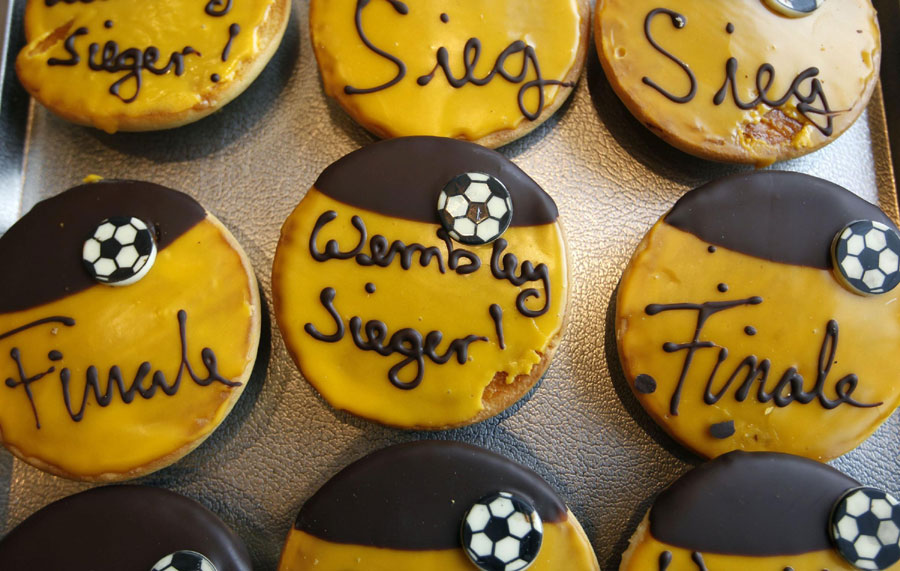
[0,485,251,570]
[15,0,290,133]
[616,171,900,461]
[620,451,900,571]
[308,0,590,147]
[278,440,600,571]
[0,179,261,481]
[272,136,568,429]
[595,0,881,166]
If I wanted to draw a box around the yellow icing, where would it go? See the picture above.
[279,520,599,570]
[596,0,880,165]
[17,0,278,133]
[272,189,567,428]
[621,515,884,570]
[309,0,584,141]
[616,222,900,461]
[0,219,257,478]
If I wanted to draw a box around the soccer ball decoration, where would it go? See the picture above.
[831,220,900,296]
[461,491,543,571]
[150,550,217,571]
[82,216,157,286]
[437,172,513,246]
[831,487,900,570]
[764,0,824,17]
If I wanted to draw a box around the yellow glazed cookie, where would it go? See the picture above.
[595,0,881,166]
[616,171,900,461]
[272,137,568,429]
[278,441,600,571]
[621,452,900,571]
[0,179,260,481]
[309,0,590,147]
[16,0,290,133]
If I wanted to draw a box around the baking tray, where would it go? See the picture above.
[1,1,899,569]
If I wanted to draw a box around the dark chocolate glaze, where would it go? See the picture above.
[314,137,558,226]
[294,440,568,550]
[649,451,859,556]
[0,486,251,571]
[0,180,205,314]
[665,172,899,269]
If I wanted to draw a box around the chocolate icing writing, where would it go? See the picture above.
[2,311,238,428]
[60,310,239,422]
[646,298,880,414]
[641,10,839,135]
[713,57,837,136]
[47,27,200,103]
[416,38,575,121]
[491,239,551,317]
[642,9,697,103]
[692,553,709,571]
[305,288,487,389]
[709,420,735,439]
[2,317,76,428]
[309,211,448,274]
[344,0,409,94]
[665,172,899,269]
[205,0,233,16]
[222,23,241,62]
[0,486,252,571]
[659,551,672,571]
[44,0,93,5]
[345,1,572,119]
[0,180,206,314]
[650,451,859,556]
[309,211,549,317]
[295,441,567,549]
[489,304,506,349]
[314,137,558,227]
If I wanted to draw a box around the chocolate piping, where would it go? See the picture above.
[0,180,206,314]
[313,138,558,226]
[0,486,251,570]
[665,172,899,269]
[642,9,697,103]
[649,451,860,556]
[294,441,568,550]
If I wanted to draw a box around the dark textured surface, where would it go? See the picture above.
[0,1,898,570]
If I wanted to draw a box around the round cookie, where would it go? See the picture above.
[0,179,260,481]
[616,171,900,461]
[0,486,252,570]
[595,0,881,166]
[309,0,590,147]
[15,0,290,133]
[272,137,568,429]
[620,451,900,571]
[278,441,600,571]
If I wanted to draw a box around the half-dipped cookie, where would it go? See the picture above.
[620,451,900,571]
[16,0,290,132]
[0,179,261,480]
[273,137,568,429]
[0,486,251,571]
[278,441,600,571]
[616,171,900,460]
[595,0,881,165]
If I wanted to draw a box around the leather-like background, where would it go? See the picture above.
[1,1,899,570]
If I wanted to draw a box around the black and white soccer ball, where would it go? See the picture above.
[764,0,824,17]
[461,491,543,571]
[82,216,157,286]
[832,220,900,295]
[150,550,217,571]
[831,487,900,570]
[437,172,513,246]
